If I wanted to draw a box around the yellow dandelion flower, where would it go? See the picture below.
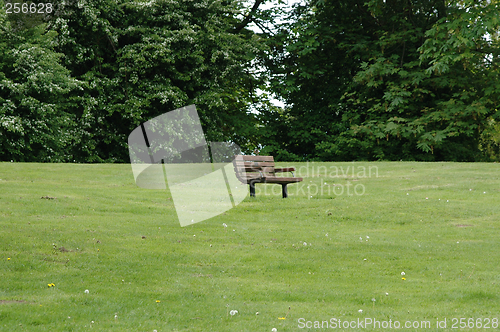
[156,300,160,303]
[402,277,406,280]
[278,317,286,320]
[7,258,10,261]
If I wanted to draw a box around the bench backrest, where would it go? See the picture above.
[233,155,275,183]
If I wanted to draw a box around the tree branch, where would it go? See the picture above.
[234,0,265,33]
[253,20,273,34]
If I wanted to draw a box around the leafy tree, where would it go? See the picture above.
[47,0,268,162]
[262,0,500,161]
[261,0,389,160]
[415,0,500,160]
[0,4,82,161]
[1,0,270,162]
[345,0,500,161]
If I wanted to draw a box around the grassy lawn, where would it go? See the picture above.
[1,161,499,331]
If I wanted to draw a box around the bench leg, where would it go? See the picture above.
[282,184,288,198]
[249,182,256,197]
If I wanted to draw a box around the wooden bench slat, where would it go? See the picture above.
[234,167,264,172]
[237,155,274,161]
[234,162,276,167]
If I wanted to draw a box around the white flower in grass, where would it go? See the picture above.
[272,328,278,332]
[401,271,405,276]
[222,223,227,228]
[358,309,363,313]
[303,242,307,246]
[84,289,89,294]
[230,310,238,316]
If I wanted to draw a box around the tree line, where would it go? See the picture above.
[1,0,499,162]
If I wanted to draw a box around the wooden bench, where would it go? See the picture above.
[233,155,303,198]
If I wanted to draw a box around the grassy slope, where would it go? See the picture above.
[0,162,499,331]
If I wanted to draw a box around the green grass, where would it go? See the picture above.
[1,161,500,331]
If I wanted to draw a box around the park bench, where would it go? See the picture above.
[233,155,303,198]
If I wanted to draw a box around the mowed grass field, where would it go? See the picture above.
[1,161,500,331]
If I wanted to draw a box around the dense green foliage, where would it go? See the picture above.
[1,0,499,162]
[262,0,500,161]
[1,0,266,162]
[0,10,82,161]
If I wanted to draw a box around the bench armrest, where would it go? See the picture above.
[274,167,295,173]
[274,167,297,177]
